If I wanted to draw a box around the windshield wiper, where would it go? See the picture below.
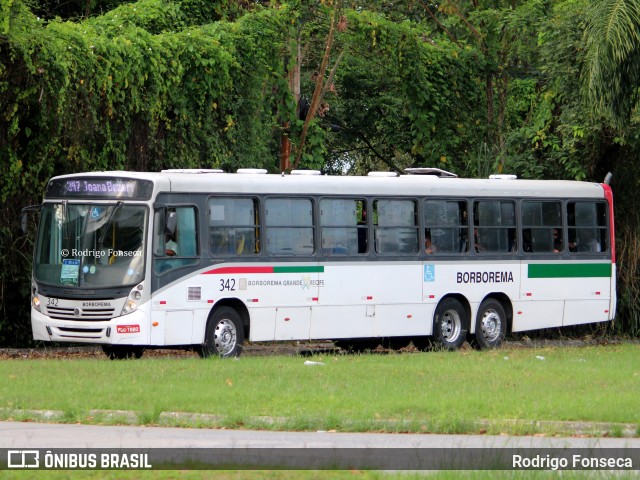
[97,201,123,247]
[62,200,69,241]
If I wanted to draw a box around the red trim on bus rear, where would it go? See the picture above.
[602,183,615,264]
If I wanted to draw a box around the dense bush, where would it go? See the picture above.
[1,0,639,346]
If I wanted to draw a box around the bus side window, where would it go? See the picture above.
[473,200,516,254]
[568,202,607,253]
[209,197,260,256]
[521,201,562,253]
[175,207,198,256]
[320,198,366,256]
[374,199,419,255]
[423,199,468,254]
[265,198,314,256]
[154,206,198,273]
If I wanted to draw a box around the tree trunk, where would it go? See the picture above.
[293,4,339,170]
[280,37,301,173]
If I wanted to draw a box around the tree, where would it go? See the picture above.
[583,0,640,129]
[420,1,551,174]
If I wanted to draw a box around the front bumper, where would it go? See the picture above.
[31,307,150,345]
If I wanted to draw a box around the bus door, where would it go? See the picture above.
[150,205,200,345]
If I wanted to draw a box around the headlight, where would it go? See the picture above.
[121,283,143,315]
[122,299,137,315]
[32,284,41,312]
[32,296,41,312]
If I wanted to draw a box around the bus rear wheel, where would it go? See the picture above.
[102,345,145,360]
[432,298,468,351]
[201,307,244,358]
[470,299,506,349]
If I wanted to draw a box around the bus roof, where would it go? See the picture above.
[50,170,608,199]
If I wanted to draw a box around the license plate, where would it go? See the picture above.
[116,325,140,334]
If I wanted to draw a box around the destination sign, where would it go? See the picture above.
[45,177,153,200]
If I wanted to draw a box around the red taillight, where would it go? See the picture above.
[601,183,615,264]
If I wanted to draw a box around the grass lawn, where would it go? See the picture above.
[1,342,638,436]
[1,467,638,479]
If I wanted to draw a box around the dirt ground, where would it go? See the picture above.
[0,336,623,360]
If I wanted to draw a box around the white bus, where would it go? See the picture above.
[28,168,616,359]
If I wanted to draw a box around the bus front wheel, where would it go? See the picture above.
[201,307,244,358]
[470,299,506,349]
[432,298,468,351]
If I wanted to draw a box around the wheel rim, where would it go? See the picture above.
[214,319,237,355]
[440,309,461,343]
[480,308,502,342]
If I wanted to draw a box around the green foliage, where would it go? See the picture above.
[324,10,481,174]
[0,0,289,345]
[30,0,252,22]
[502,0,595,180]
[583,0,640,129]
[2,0,640,345]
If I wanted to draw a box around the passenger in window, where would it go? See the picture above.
[553,229,562,253]
[508,229,517,252]
[473,228,484,252]
[523,229,533,253]
[165,233,179,257]
[425,230,435,254]
[459,229,468,253]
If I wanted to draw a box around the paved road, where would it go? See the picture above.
[2,421,639,449]
[3,422,639,470]
[3,422,639,450]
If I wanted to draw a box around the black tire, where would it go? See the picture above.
[432,298,468,351]
[470,298,507,349]
[334,338,380,353]
[102,345,145,360]
[382,336,412,350]
[412,336,433,351]
[201,307,244,358]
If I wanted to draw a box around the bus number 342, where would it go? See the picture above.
[219,279,236,292]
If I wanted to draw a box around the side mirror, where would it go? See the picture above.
[21,205,41,234]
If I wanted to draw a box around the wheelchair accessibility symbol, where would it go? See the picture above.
[424,264,435,282]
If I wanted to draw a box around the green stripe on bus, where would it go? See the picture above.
[528,263,611,278]
[273,266,325,274]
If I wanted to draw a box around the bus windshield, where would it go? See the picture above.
[34,203,147,289]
